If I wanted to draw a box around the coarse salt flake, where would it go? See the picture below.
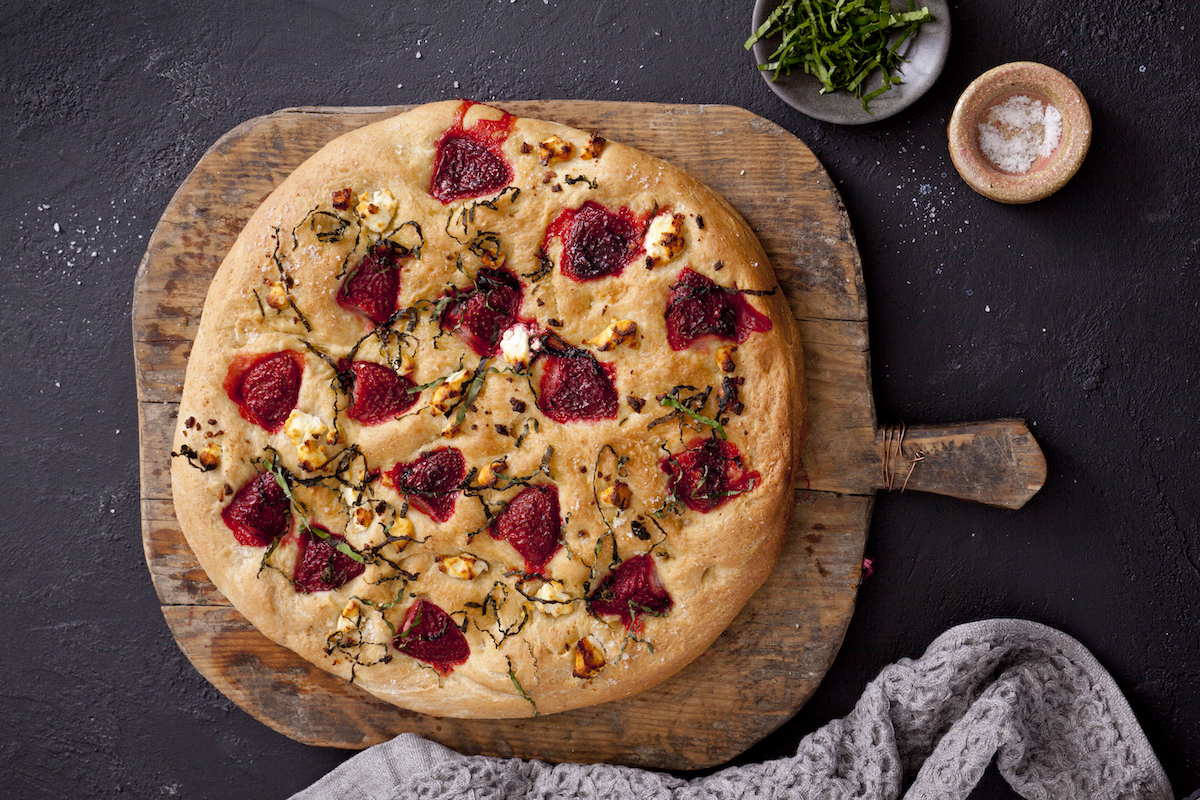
[977,95,1062,174]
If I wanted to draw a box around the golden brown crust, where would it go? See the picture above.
[171,100,805,718]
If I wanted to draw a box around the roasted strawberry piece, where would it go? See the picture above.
[440,267,525,356]
[221,471,291,547]
[545,200,643,281]
[664,268,772,351]
[536,342,618,423]
[223,350,305,433]
[293,525,365,593]
[393,599,470,675]
[588,554,672,629]
[337,241,407,325]
[490,484,562,575]
[661,436,760,513]
[346,361,418,425]
[388,448,466,522]
[430,101,515,203]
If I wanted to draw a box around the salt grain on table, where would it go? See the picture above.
[977,95,1062,174]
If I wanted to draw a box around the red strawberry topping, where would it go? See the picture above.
[223,350,305,433]
[336,241,408,325]
[544,201,643,281]
[536,342,618,423]
[393,599,470,675]
[490,484,562,575]
[293,524,365,593]
[440,267,525,356]
[664,268,773,351]
[388,448,466,522]
[346,361,418,425]
[430,101,515,204]
[661,436,760,513]
[221,471,291,547]
[587,554,673,629]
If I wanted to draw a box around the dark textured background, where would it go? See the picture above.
[2,1,1197,797]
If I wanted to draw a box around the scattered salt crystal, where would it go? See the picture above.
[53,222,60,233]
[978,95,1062,174]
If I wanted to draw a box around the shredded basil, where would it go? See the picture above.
[170,443,212,472]
[522,249,553,281]
[745,0,933,111]
[453,358,494,426]
[262,455,366,564]
[514,417,540,447]
[659,394,727,440]
[506,657,540,715]
[563,174,598,189]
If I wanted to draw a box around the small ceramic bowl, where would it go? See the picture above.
[948,62,1091,203]
[750,0,951,124]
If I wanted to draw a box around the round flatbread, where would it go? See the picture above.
[171,100,805,718]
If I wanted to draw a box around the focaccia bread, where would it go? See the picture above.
[171,100,805,718]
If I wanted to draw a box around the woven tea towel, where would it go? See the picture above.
[291,618,1173,800]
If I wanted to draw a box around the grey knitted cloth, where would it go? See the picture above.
[292,619,1173,800]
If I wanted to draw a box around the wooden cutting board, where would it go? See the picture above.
[133,101,1046,770]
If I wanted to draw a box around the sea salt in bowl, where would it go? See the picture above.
[948,62,1091,203]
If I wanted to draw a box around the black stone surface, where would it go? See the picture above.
[2,1,1197,797]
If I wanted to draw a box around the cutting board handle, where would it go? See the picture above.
[873,419,1046,509]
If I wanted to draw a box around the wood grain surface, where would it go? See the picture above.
[133,101,1045,769]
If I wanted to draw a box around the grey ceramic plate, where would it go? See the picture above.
[750,0,951,124]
